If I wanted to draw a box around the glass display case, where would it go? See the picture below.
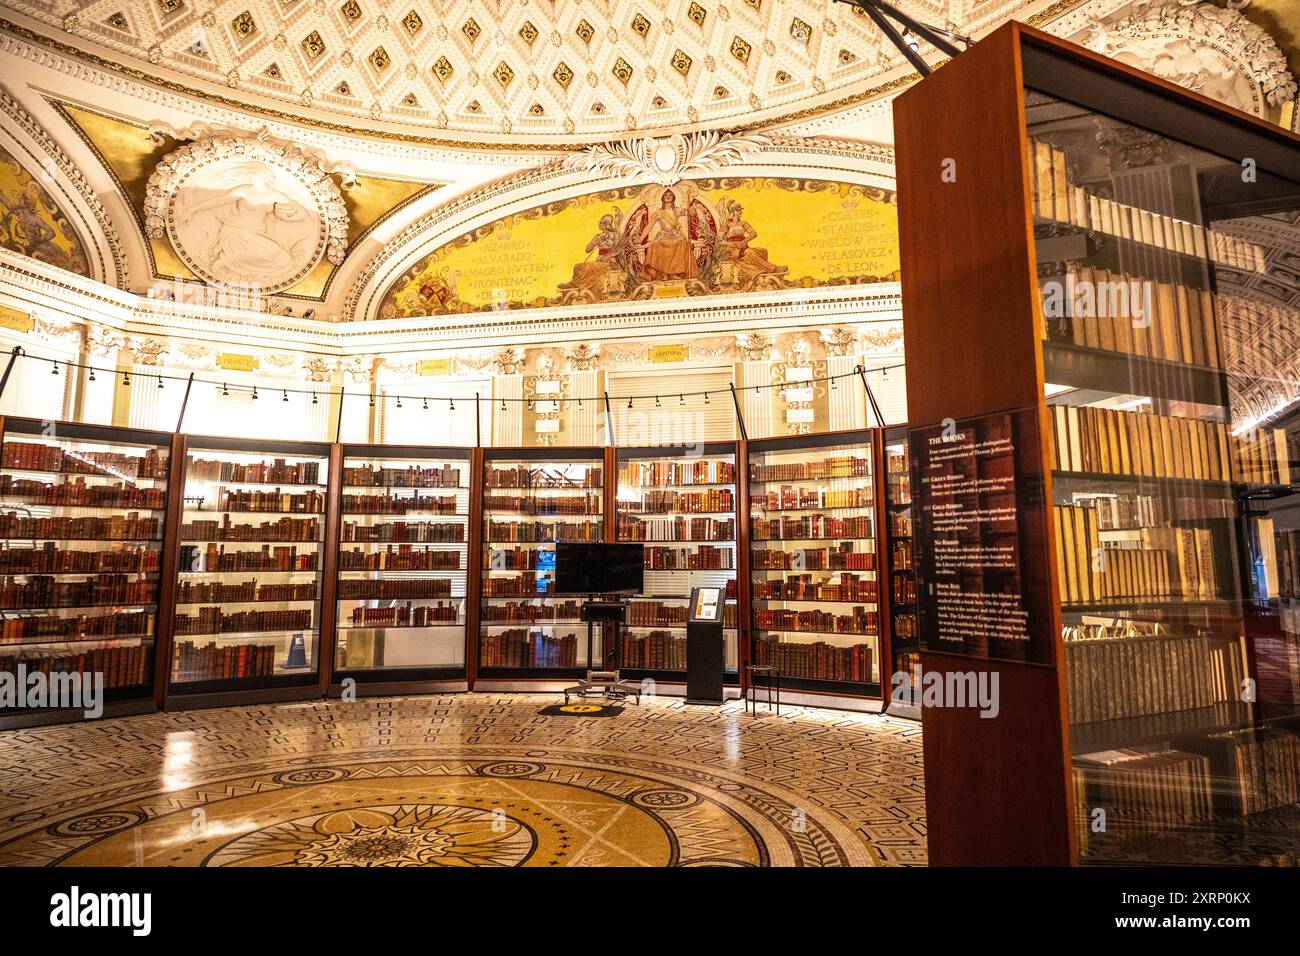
[478,449,604,679]
[333,446,471,686]
[1026,84,1300,863]
[168,437,329,701]
[615,443,739,682]
[747,431,882,697]
[0,418,172,722]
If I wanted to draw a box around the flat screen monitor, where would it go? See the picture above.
[553,542,644,595]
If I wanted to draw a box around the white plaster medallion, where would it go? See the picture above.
[144,135,349,292]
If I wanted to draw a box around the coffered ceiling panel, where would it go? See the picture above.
[6,0,1055,143]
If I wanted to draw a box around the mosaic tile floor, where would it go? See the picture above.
[0,694,927,867]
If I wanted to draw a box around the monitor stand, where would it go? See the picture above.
[563,599,641,705]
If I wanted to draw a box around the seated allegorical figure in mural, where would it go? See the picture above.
[714,199,789,289]
[558,210,629,299]
[625,188,716,283]
[0,175,88,275]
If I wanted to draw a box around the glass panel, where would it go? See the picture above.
[335,450,470,673]
[747,436,881,691]
[883,425,918,704]
[480,455,604,671]
[0,421,170,710]
[171,444,328,686]
[1026,87,1300,864]
[616,447,739,675]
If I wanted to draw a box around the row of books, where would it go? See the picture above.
[1055,503,1219,605]
[347,602,458,628]
[2,442,167,479]
[1073,749,1215,837]
[1050,403,1291,486]
[486,466,601,489]
[0,511,162,541]
[887,512,911,537]
[0,476,166,510]
[173,607,312,636]
[205,488,325,514]
[751,545,876,571]
[1042,264,1219,367]
[751,635,875,683]
[618,460,734,487]
[187,457,320,485]
[182,516,321,542]
[479,629,578,668]
[1063,629,1245,723]
[892,575,916,605]
[752,572,877,602]
[0,574,157,609]
[1,643,152,689]
[483,573,554,597]
[338,578,453,600]
[179,544,317,573]
[1278,530,1300,600]
[0,543,160,574]
[751,515,874,541]
[620,489,733,513]
[890,539,912,570]
[753,606,877,635]
[171,640,277,682]
[627,599,738,628]
[1029,138,1260,268]
[0,610,154,642]
[1189,727,1300,816]
[642,544,733,570]
[338,545,461,571]
[341,492,459,515]
[623,631,686,670]
[617,516,735,542]
[484,546,550,570]
[484,520,603,543]
[343,464,461,488]
[754,486,873,511]
[481,600,584,624]
[893,612,917,639]
[750,456,870,483]
[341,520,464,543]
[176,579,316,604]
[483,494,602,515]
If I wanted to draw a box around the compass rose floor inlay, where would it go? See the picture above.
[0,694,927,867]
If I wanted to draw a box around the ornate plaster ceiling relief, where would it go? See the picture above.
[143,131,349,292]
[566,130,773,184]
[1084,0,1297,117]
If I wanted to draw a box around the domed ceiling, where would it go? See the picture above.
[7,0,1049,144]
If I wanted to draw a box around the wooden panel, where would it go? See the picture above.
[154,433,187,707]
[894,21,1074,866]
[735,436,751,690]
[464,446,484,690]
[894,22,1045,426]
[316,442,344,693]
[872,428,893,696]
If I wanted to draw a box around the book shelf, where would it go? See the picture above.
[895,21,1300,865]
[615,443,739,683]
[477,448,605,682]
[0,417,175,726]
[332,445,471,690]
[166,436,332,706]
[882,425,918,713]
[746,431,881,698]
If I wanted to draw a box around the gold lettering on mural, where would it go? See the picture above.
[649,344,689,363]
[217,353,260,372]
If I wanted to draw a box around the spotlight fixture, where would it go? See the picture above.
[396,395,402,409]
[422,397,428,410]
[704,392,710,405]
[627,397,633,409]
[678,394,685,407]
[252,386,259,400]
[369,395,375,408]
[282,389,289,402]
[88,368,95,383]
[51,361,58,375]
[157,375,164,390]
[449,399,455,411]
[500,399,506,411]
[222,382,229,397]
[123,371,130,387]
[654,396,661,408]
[312,392,318,405]
[577,397,583,410]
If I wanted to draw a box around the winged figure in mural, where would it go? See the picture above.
[623,188,717,282]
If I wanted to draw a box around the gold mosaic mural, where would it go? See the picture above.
[0,144,89,276]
